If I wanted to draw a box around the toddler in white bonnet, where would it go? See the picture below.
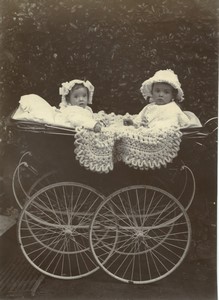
[56,79,102,132]
[124,69,202,129]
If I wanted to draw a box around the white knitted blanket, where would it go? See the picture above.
[74,112,182,173]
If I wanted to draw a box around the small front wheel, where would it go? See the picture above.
[18,182,105,279]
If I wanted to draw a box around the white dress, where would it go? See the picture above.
[55,105,97,129]
[12,94,97,130]
[133,102,201,129]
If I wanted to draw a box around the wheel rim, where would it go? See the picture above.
[18,182,105,279]
[89,185,191,284]
[28,170,59,196]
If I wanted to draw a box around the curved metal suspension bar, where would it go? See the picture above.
[19,151,32,164]
[12,161,30,209]
[176,164,196,211]
[27,170,58,196]
[12,151,39,209]
[14,165,50,209]
[203,117,218,134]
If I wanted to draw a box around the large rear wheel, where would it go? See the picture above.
[89,185,191,284]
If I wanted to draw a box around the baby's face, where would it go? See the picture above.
[151,82,174,105]
[69,86,88,108]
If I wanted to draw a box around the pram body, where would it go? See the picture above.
[7,114,217,284]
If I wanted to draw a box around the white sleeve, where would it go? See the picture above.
[163,102,191,128]
[85,106,93,113]
[133,106,148,126]
[64,107,97,129]
[81,118,97,129]
[81,106,99,129]
[183,111,202,127]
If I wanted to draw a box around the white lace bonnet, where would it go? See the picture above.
[140,69,184,102]
[59,79,94,107]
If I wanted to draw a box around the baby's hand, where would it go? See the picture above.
[93,122,102,133]
[123,118,134,126]
[140,120,148,127]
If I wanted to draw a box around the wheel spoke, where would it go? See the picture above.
[18,182,104,279]
[90,185,191,284]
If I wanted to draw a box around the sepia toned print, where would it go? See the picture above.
[0,0,217,299]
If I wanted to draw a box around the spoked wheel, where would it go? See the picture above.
[28,170,59,196]
[89,185,191,284]
[18,182,105,279]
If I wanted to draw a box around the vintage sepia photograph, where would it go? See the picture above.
[0,0,218,299]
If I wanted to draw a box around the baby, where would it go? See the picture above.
[57,79,102,132]
[124,69,202,129]
[12,79,102,132]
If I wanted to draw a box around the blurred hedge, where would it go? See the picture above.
[0,0,218,115]
[0,0,218,162]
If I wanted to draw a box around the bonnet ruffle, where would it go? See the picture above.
[59,79,94,107]
[140,69,184,102]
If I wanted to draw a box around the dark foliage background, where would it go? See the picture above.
[0,0,218,243]
[0,0,218,117]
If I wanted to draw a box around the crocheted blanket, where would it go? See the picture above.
[74,112,182,173]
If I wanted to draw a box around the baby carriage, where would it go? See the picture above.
[7,113,217,284]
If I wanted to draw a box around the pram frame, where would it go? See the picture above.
[7,115,217,284]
